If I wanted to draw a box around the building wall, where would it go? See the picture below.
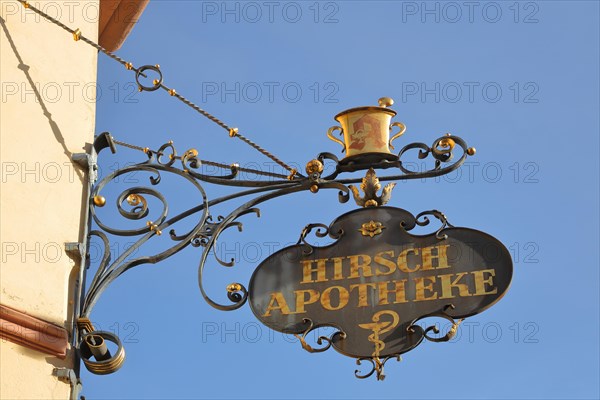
[0,1,99,398]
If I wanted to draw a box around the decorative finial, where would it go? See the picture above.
[378,97,394,107]
[305,159,324,175]
[93,195,106,207]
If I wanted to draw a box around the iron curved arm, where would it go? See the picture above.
[196,179,350,311]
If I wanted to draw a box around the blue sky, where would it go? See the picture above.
[83,1,599,399]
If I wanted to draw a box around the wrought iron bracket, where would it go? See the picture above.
[53,368,82,400]
[54,367,77,383]
[72,133,116,185]
[76,129,476,377]
[72,153,98,184]
[68,138,115,395]
[65,242,85,260]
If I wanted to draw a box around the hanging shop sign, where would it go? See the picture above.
[249,206,512,379]
[73,96,510,381]
[16,0,515,386]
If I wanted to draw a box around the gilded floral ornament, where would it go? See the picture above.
[350,168,396,207]
[358,220,385,237]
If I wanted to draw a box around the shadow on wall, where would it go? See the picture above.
[0,15,84,184]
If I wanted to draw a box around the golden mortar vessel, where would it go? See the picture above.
[327,97,406,164]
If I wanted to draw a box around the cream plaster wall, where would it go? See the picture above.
[0,1,99,398]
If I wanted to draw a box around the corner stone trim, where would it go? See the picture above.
[0,304,69,358]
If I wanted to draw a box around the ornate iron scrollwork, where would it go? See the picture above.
[297,223,344,255]
[77,129,475,376]
[408,304,464,343]
[355,355,402,381]
[294,318,345,354]
[415,210,454,240]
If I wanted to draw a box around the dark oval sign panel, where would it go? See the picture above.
[249,207,512,360]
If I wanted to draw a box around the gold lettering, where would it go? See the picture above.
[377,280,408,305]
[374,250,397,276]
[349,283,377,307]
[421,244,451,270]
[294,289,320,313]
[438,272,472,299]
[472,269,498,296]
[301,259,328,284]
[321,286,349,311]
[262,292,292,316]
[331,257,345,281]
[398,248,419,273]
[414,276,438,301]
[348,254,373,279]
